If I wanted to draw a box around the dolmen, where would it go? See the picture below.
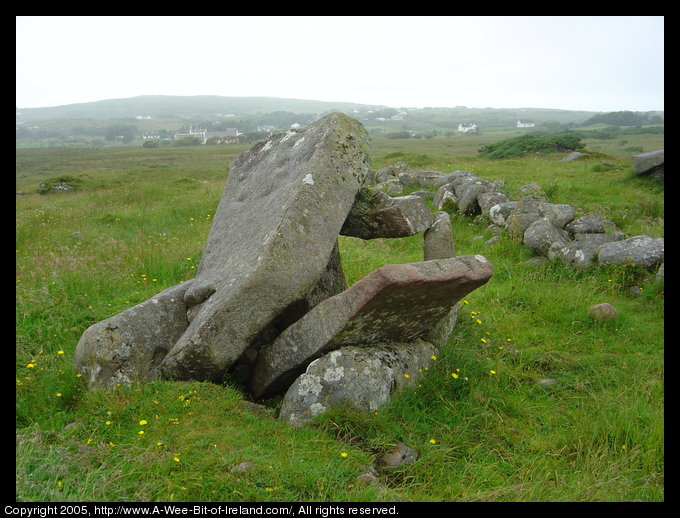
[74,113,493,425]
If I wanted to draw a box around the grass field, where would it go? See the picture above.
[16,130,664,502]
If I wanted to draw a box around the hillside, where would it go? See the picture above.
[16,95,608,124]
[15,95,389,122]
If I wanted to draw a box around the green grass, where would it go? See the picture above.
[16,134,663,502]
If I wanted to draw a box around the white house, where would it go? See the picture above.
[517,120,535,128]
[458,123,478,133]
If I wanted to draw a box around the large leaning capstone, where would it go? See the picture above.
[250,255,493,399]
[160,113,371,381]
[75,113,371,387]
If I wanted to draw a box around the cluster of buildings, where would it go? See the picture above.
[458,120,535,133]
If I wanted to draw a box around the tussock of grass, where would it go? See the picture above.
[16,136,663,502]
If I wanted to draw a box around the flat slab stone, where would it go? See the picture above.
[160,113,371,381]
[250,255,493,398]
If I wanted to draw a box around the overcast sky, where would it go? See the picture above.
[16,16,664,112]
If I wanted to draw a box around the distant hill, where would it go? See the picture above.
[15,95,389,122]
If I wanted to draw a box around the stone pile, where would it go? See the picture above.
[370,162,663,277]
[75,113,493,426]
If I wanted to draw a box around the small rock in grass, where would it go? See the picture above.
[587,303,618,322]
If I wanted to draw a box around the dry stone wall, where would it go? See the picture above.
[374,160,664,277]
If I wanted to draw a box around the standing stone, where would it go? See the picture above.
[250,255,493,399]
[159,113,371,381]
[424,211,455,260]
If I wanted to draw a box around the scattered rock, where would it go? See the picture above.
[74,281,194,388]
[632,149,664,182]
[587,303,618,322]
[378,442,419,468]
[565,213,605,235]
[231,462,257,473]
[523,218,570,256]
[483,236,503,247]
[505,196,544,239]
[561,151,589,161]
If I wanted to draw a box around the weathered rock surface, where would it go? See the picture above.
[505,196,545,239]
[588,303,618,321]
[423,211,455,260]
[340,188,433,239]
[160,113,371,382]
[598,236,664,269]
[548,232,626,268]
[74,281,194,388]
[565,213,605,235]
[250,255,493,399]
[632,149,664,182]
[523,218,570,256]
[278,340,437,426]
